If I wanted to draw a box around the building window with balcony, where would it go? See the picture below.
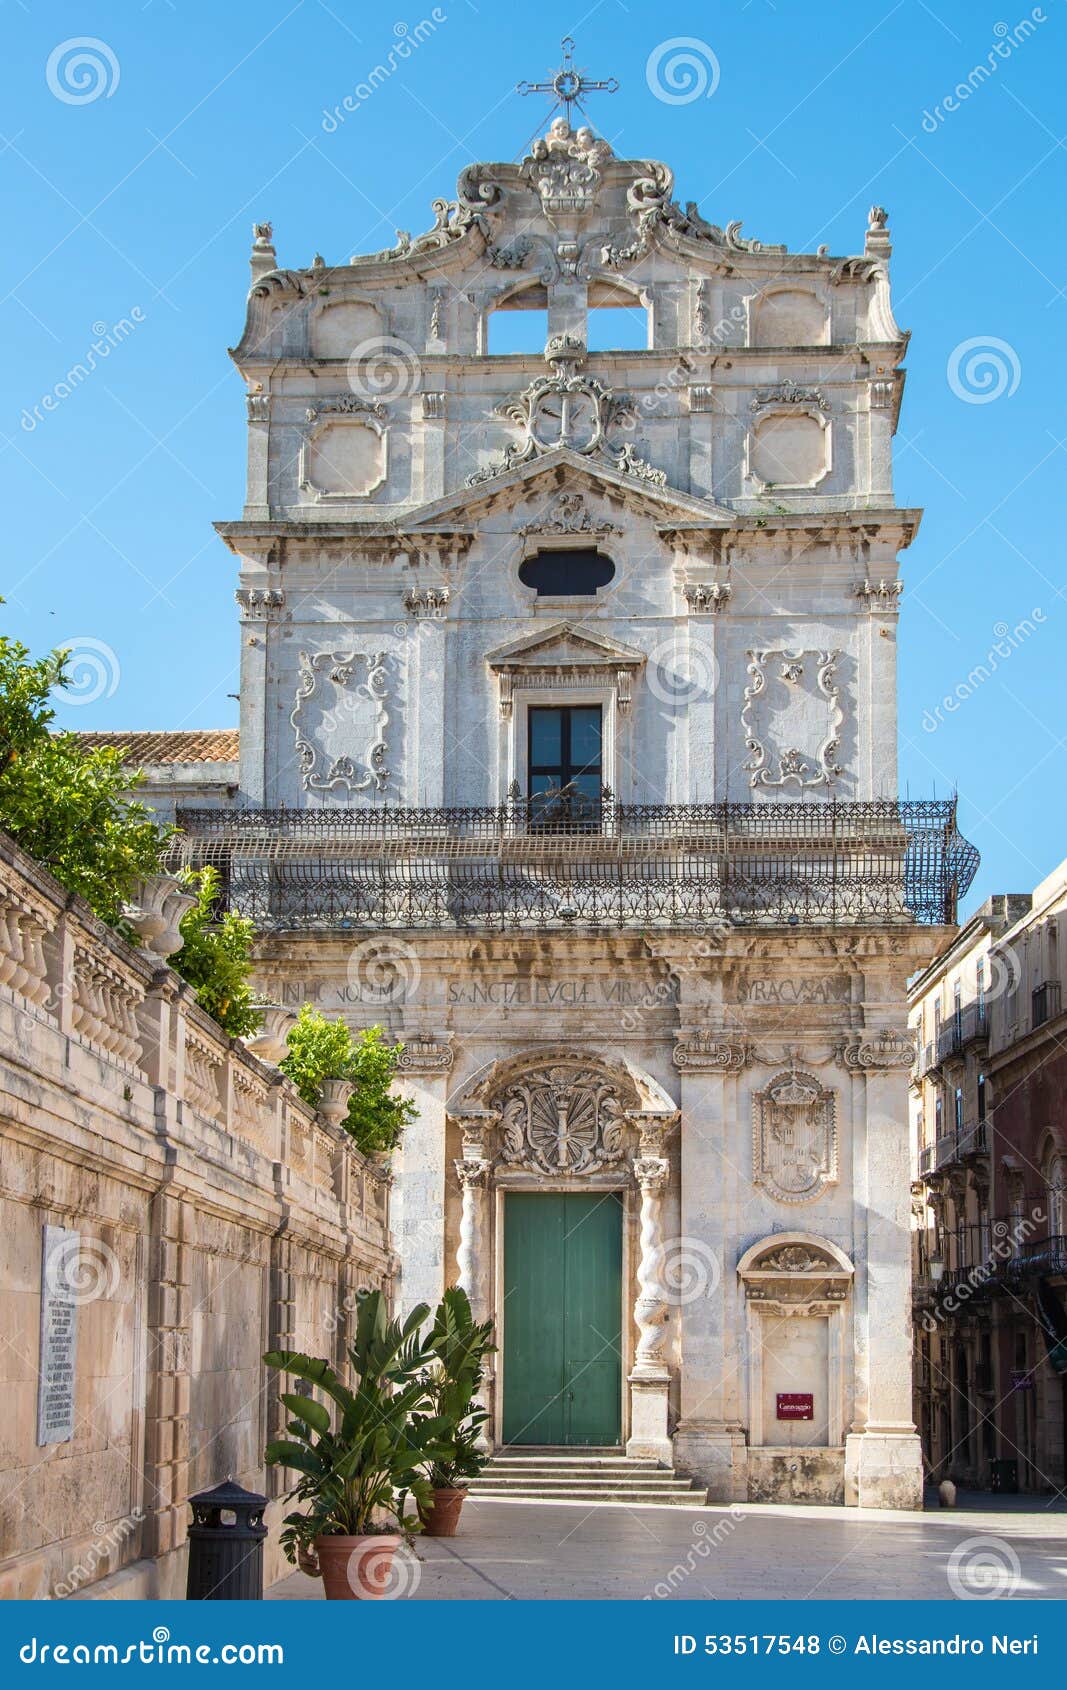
[977,1072,986,1121]
[1032,978,1061,1028]
[953,979,962,1041]
[976,958,986,1020]
[954,1086,964,1132]
[527,705,603,826]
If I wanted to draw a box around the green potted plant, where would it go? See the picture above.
[264,1290,449,1599]
[417,1286,496,1537]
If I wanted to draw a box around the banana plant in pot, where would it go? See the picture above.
[264,1291,451,1599]
[416,1286,496,1537]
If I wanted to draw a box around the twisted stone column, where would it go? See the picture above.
[627,1154,673,1461]
[454,1154,492,1447]
[632,1155,670,1375]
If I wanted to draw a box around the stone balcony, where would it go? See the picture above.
[0,830,387,1242]
[171,797,978,933]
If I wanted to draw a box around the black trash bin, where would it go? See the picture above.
[990,1457,1019,1494]
[186,1481,268,1600]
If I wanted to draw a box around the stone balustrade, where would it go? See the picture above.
[0,831,394,1600]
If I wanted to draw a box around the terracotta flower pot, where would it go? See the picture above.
[420,1486,468,1538]
[312,1533,403,1599]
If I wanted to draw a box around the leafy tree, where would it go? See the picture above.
[281,1004,417,1155]
[0,614,258,1038]
[170,866,261,1039]
[0,620,168,925]
[0,627,65,772]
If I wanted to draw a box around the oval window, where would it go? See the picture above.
[518,548,615,597]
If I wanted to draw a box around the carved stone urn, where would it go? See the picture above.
[318,1077,356,1129]
[123,873,198,958]
[242,1002,298,1065]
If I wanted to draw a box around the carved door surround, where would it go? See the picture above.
[449,1047,678,1456]
[737,1233,854,1449]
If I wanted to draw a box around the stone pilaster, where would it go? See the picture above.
[671,1059,747,1501]
[392,1040,453,1317]
[844,1057,924,1508]
[144,1186,191,1560]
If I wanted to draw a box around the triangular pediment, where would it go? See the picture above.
[404,448,735,534]
[486,621,646,671]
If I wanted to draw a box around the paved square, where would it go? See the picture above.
[265,1497,1067,1602]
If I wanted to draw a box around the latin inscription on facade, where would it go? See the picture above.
[740,977,851,1006]
[37,1225,79,1446]
[446,979,678,1008]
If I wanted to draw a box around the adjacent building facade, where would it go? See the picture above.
[121,121,977,1507]
[910,865,1067,1494]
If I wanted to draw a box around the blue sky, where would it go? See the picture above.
[2,0,1065,911]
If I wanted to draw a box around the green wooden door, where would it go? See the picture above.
[502,1191,623,1447]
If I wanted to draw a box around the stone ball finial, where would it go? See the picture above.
[868,204,888,230]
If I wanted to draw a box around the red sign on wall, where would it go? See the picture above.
[776,1392,814,1420]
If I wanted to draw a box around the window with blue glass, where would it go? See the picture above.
[527,705,602,825]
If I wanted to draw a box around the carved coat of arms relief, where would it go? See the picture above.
[752,1066,839,1204]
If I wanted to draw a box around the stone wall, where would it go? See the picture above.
[0,833,393,1599]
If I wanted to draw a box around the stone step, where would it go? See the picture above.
[468,1452,707,1508]
[469,1486,709,1507]
[472,1471,695,1488]
[472,1469,689,1486]
[481,1458,664,1472]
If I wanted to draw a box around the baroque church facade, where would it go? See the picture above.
[146,119,978,1508]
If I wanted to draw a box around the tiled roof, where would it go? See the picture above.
[75,730,239,766]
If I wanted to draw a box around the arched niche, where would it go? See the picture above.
[737,1234,854,1450]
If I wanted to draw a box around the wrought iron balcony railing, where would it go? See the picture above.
[1002,1234,1067,1280]
[170,796,977,934]
[916,1118,990,1179]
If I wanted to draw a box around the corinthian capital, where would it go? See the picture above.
[633,1155,670,1194]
